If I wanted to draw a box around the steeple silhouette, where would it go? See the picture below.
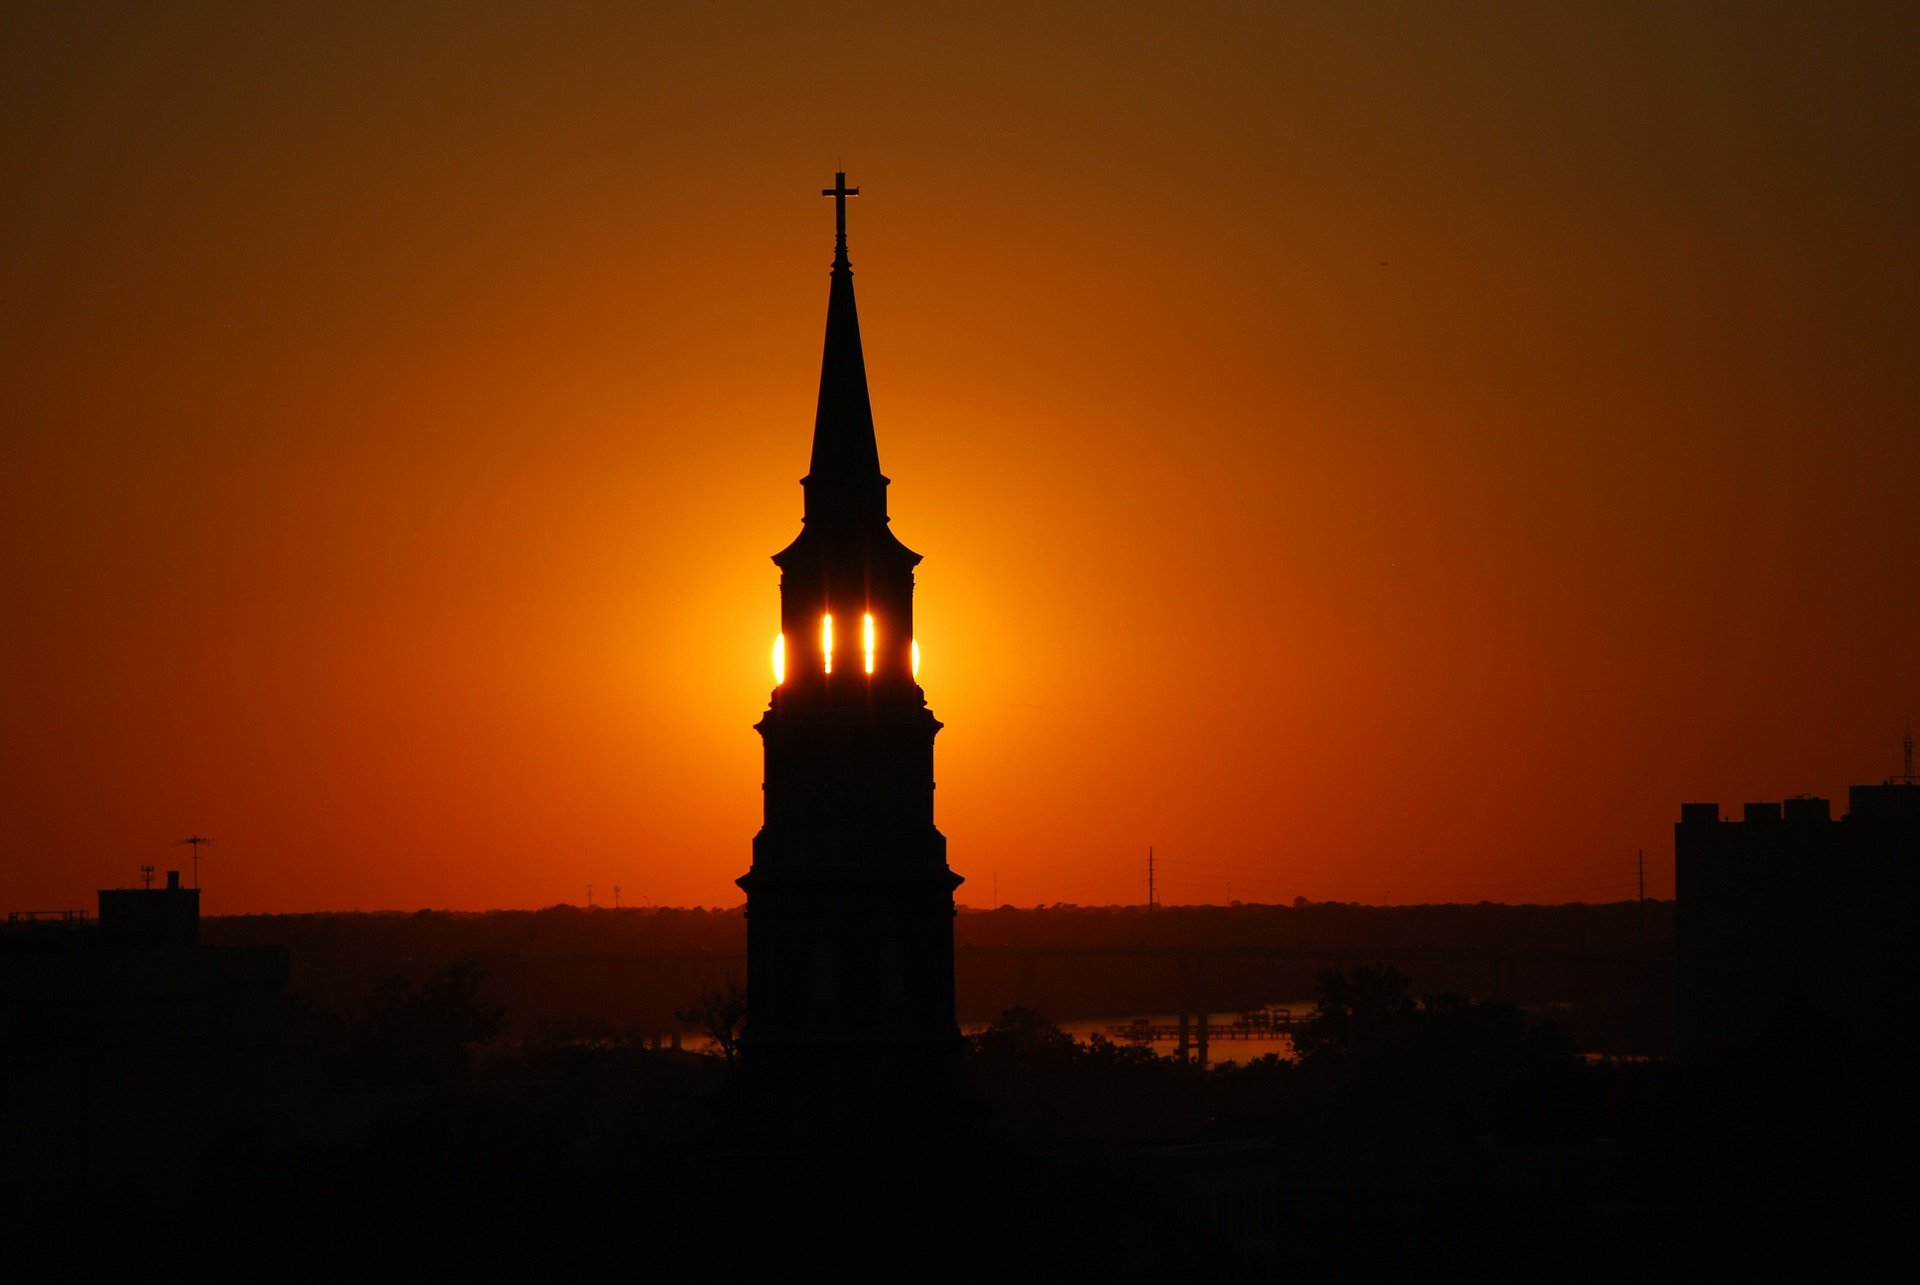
[739,173,962,1094]
[805,172,885,524]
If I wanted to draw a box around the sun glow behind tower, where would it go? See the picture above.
[863,612,876,674]
[771,634,785,685]
[821,613,834,675]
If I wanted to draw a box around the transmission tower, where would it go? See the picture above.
[1892,721,1918,785]
[178,834,214,889]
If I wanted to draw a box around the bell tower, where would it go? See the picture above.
[737,174,963,1083]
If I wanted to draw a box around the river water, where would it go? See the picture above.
[966,1000,1312,1066]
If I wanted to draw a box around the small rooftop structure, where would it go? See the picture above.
[97,869,199,949]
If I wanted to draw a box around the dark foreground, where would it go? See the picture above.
[1,961,1901,1272]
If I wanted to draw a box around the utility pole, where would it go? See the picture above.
[613,885,621,909]
[1148,846,1156,912]
[140,864,155,890]
[178,834,213,890]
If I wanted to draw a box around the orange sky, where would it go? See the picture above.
[3,3,1916,913]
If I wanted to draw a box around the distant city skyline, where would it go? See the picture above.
[3,3,1916,912]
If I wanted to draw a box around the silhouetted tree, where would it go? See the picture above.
[344,958,507,1090]
[1292,963,1422,1063]
[675,976,748,1069]
[1291,964,1578,1140]
[969,1005,1079,1067]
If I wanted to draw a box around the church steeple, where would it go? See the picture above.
[772,171,922,696]
[739,174,962,1093]
[804,172,887,527]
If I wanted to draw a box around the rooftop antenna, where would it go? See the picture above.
[613,884,621,909]
[178,834,213,889]
[140,864,155,890]
[1894,721,1917,785]
[587,883,595,908]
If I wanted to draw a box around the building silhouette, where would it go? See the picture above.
[1675,776,1918,1065]
[1,871,288,1204]
[735,175,964,1086]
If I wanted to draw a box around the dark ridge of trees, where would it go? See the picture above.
[204,899,1673,961]
[206,902,748,962]
[202,901,1672,1055]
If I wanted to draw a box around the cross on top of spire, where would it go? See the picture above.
[822,171,859,268]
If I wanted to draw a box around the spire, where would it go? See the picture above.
[804,172,886,524]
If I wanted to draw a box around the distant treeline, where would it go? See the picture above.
[208,898,1673,958]
[205,901,1672,1055]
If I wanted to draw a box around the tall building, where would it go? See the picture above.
[736,174,963,1085]
[1674,776,1918,1065]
